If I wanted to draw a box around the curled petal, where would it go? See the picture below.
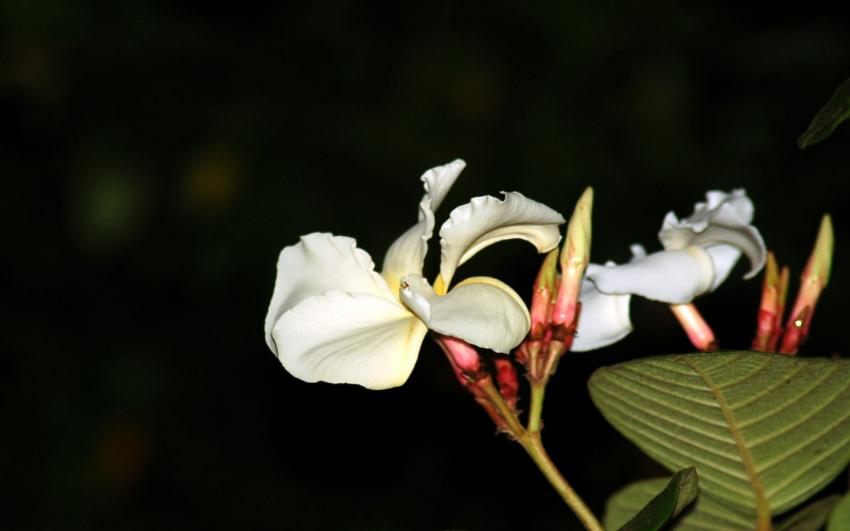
[587,247,715,304]
[272,291,427,390]
[381,160,465,289]
[264,233,395,354]
[673,223,765,283]
[572,270,632,352]
[658,189,765,285]
[438,192,565,286]
[399,274,530,353]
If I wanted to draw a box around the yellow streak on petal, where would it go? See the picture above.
[433,274,448,296]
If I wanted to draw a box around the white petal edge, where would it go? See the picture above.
[399,274,530,354]
[264,233,395,354]
[572,272,633,352]
[438,192,565,286]
[660,189,753,238]
[272,290,427,390]
[381,159,465,289]
[587,247,715,304]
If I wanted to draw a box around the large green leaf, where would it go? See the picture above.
[605,477,754,530]
[616,467,699,531]
[799,77,850,149]
[776,496,842,531]
[829,493,850,530]
[589,352,850,523]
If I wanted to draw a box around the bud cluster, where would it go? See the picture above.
[518,188,593,383]
[753,215,833,355]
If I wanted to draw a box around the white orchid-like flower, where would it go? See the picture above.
[572,189,766,352]
[264,160,565,389]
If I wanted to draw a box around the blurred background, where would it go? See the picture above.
[3,1,850,529]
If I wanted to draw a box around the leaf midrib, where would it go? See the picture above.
[679,356,770,528]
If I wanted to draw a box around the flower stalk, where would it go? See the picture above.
[670,303,717,351]
[450,341,603,531]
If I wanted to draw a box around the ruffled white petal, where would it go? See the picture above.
[658,189,765,284]
[381,160,465,289]
[660,189,753,235]
[264,233,395,354]
[572,265,633,351]
[272,290,427,390]
[399,274,530,354]
[438,192,565,285]
[587,247,715,304]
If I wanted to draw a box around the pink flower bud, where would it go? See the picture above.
[530,250,558,340]
[552,187,593,331]
[753,252,790,351]
[493,358,519,412]
[779,215,833,354]
[436,335,481,373]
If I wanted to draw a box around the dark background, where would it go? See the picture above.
[4,1,850,529]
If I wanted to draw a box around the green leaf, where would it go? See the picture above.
[798,77,850,149]
[605,477,754,530]
[777,496,842,531]
[615,467,699,531]
[829,493,850,531]
[589,351,850,524]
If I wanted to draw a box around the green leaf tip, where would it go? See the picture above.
[605,476,754,530]
[617,467,699,531]
[798,77,850,149]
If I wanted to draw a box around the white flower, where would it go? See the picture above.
[572,189,766,352]
[264,160,565,389]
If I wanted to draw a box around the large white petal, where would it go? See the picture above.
[272,291,427,390]
[381,160,465,289]
[572,269,633,352]
[438,192,565,286]
[399,274,530,353]
[264,233,395,354]
[587,247,715,304]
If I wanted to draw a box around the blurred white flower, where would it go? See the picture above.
[573,189,766,351]
[264,160,565,389]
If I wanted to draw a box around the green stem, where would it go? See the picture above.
[519,433,604,531]
[479,379,603,531]
[528,383,546,433]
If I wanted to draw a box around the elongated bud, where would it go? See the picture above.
[493,358,519,412]
[767,266,790,351]
[670,303,717,352]
[552,187,593,331]
[780,215,834,354]
[753,252,781,351]
[530,250,559,339]
[436,335,481,373]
